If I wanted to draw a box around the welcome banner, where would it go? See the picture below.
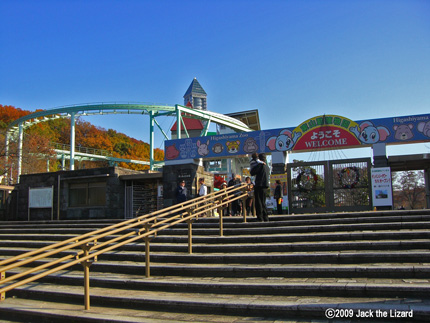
[165,113,430,161]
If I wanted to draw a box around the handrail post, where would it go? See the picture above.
[144,223,151,278]
[187,219,193,254]
[242,195,247,223]
[185,208,194,254]
[217,195,224,237]
[242,187,248,223]
[83,261,90,310]
[1,272,5,301]
[81,243,93,310]
[219,211,224,236]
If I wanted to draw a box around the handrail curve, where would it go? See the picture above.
[0,182,250,308]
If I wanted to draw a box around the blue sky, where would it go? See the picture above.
[1,0,429,159]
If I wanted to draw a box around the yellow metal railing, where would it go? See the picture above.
[0,183,249,310]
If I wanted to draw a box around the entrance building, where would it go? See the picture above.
[166,112,430,213]
[6,79,430,219]
[287,158,372,214]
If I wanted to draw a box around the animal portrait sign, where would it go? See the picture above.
[164,113,430,161]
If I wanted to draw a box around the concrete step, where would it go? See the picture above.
[1,210,430,321]
[0,220,429,239]
[1,239,429,255]
[159,221,430,236]
[1,229,429,244]
[6,260,430,280]
[1,209,428,227]
[6,267,430,296]
[0,297,279,323]
[3,247,430,265]
[2,282,430,322]
[1,212,429,232]
[2,293,428,322]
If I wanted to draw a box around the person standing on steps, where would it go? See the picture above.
[274,180,283,215]
[198,177,209,217]
[198,177,207,197]
[250,152,264,172]
[250,153,270,222]
[228,173,241,216]
[175,180,188,204]
[245,176,255,216]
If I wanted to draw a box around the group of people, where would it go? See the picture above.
[175,152,283,221]
[218,174,254,217]
[177,178,207,201]
[176,177,210,217]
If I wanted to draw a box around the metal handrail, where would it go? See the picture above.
[0,183,249,309]
[53,142,112,157]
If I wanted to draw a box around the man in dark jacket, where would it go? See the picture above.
[274,180,283,215]
[250,153,270,222]
[176,180,188,204]
[228,174,241,216]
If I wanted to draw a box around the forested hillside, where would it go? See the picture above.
[0,105,164,183]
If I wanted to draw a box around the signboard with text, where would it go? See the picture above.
[165,113,430,161]
[29,187,53,208]
[371,167,393,207]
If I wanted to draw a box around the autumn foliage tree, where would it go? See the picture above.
[0,105,55,182]
[0,105,164,183]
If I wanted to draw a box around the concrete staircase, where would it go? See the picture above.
[0,210,430,322]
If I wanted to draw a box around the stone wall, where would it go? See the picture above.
[14,164,215,221]
[16,167,141,221]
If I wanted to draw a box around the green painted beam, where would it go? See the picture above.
[54,149,154,166]
[6,102,251,178]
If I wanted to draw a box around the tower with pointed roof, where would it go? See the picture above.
[170,78,208,139]
[184,78,207,110]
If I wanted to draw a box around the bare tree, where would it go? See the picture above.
[392,170,425,209]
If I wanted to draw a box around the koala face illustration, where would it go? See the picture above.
[226,140,240,154]
[266,129,301,151]
[350,121,390,144]
[276,134,293,150]
[360,127,379,143]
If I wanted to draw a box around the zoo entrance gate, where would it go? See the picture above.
[287,158,372,214]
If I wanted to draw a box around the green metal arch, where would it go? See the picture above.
[7,103,177,136]
[6,102,252,180]
[7,102,251,136]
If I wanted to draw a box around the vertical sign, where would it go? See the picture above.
[371,167,393,207]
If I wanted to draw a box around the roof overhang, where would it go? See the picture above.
[119,172,163,181]
[388,154,430,171]
[225,110,261,131]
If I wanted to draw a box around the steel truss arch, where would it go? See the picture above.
[7,103,177,137]
[5,102,252,182]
